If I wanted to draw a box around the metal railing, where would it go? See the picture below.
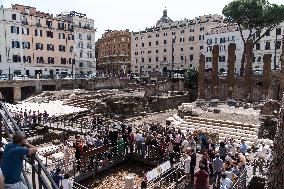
[0,102,87,189]
[232,166,248,189]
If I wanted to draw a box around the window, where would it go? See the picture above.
[156,34,159,37]
[61,58,67,64]
[79,33,82,40]
[59,45,66,52]
[156,41,159,45]
[36,43,43,50]
[12,14,16,20]
[13,55,21,62]
[257,57,261,62]
[59,33,65,39]
[164,33,167,36]
[164,57,167,61]
[48,57,54,64]
[46,20,52,28]
[172,32,176,35]
[142,43,144,47]
[190,28,194,32]
[206,57,212,62]
[148,51,151,54]
[276,28,281,36]
[164,49,167,52]
[87,53,93,59]
[207,39,212,45]
[265,42,270,50]
[276,41,281,49]
[58,22,65,30]
[23,56,31,63]
[68,34,74,40]
[22,28,29,35]
[219,56,226,62]
[149,58,151,62]
[189,36,194,41]
[87,43,92,49]
[46,31,53,38]
[142,58,144,62]
[190,47,194,50]
[164,40,167,44]
[181,30,185,34]
[156,50,158,54]
[220,37,226,43]
[12,41,20,48]
[207,46,212,52]
[70,46,74,52]
[156,57,159,62]
[11,26,19,34]
[80,52,83,58]
[148,35,152,39]
[35,29,42,37]
[200,46,204,50]
[87,35,92,41]
[265,31,270,36]
[37,57,44,63]
[47,44,54,51]
[200,27,204,31]
[181,48,184,52]
[22,42,30,49]
[190,55,194,61]
[256,43,261,50]
[149,42,151,46]
[181,56,184,61]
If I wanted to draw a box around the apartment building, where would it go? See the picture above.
[203,23,284,74]
[97,30,131,75]
[57,11,96,75]
[131,9,223,76]
[0,4,96,77]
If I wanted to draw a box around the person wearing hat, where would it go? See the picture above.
[1,131,37,189]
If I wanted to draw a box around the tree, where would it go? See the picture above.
[223,0,284,76]
[184,68,198,90]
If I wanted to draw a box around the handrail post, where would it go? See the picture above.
[31,156,37,189]
[38,164,43,189]
[0,114,2,142]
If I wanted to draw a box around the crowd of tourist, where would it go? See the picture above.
[1,108,250,189]
[13,109,49,127]
[55,115,249,189]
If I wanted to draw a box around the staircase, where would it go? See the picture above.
[0,102,88,189]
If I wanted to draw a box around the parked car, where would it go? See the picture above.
[0,75,8,81]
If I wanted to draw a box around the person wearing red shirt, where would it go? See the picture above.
[194,164,209,189]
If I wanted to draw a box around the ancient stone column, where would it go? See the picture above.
[262,54,272,99]
[244,40,253,100]
[212,45,219,99]
[267,96,284,189]
[198,54,205,99]
[13,86,21,102]
[227,43,236,99]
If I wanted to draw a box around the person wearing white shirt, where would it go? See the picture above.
[183,149,192,182]
[135,131,142,154]
[181,139,189,153]
[61,174,73,189]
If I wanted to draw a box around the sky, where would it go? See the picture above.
[1,0,283,40]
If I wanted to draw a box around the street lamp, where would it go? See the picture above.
[274,28,279,70]
[171,36,176,80]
